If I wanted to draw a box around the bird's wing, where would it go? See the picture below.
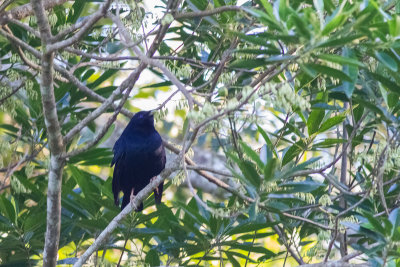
[153,143,166,205]
[160,143,167,168]
[111,138,124,167]
[111,138,127,206]
[112,162,122,206]
[152,142,166,175]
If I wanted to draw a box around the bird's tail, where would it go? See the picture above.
[112,175,120,207]
[154,180,164,205]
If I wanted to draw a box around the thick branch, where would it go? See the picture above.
[31,0,65,265]
[0,0,69,25]
[31,0,52,42]
[72,160,179,267]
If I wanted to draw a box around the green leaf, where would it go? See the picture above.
[322,14,346,35]
[80,69,95,81]
[313,138,345,148]
[278,0,289,21]
[229,243,275,257]
[229,59,267,69]
[353,97,385,118]
[341,47,359,98]
[238,160,260,188]
[290,13,311,39]
[311,103,341,110]
[236,32,268,46]
[317,34,363,48]
[240,141,264,170]
[227,218,276,235]
[279,181,325,193]
[291,157,322,173]
[88,69,119,89]
[278,157,322,179]
[236,232,274,240]
[389,208,400,236]
[318,114,346,133]
[317,53,365,68]
[389,16,400,37]
[313,0,324,26]
[342,222,385,242]
[307,109,325,135]
[234,48,281,56]
[145,249,160,266]
[175,199,208,225]
[264,158,278,181]
[375,51,398,72]
[248,202,257,220]
[140,81,173,89]
[12,173,43,202]
[0,196,16,225]
[241,8,282,31]
[225,251,257,262]
[225,252,241,267]
[259,0,274,17]
[257,125,278,158]
[68,165,95,198]
[0,124,19,134]
[282,140,306,166]
[370,72,400,95]
[387,93,399,109]
[68,147,113,166]
[363,212,386,236]
[305,63,353,82]
[67,0,86,23]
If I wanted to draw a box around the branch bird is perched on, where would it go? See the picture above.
[111,110,166,211]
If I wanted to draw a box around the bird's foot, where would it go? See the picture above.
[130,189,137,210]
[150,176,159,193]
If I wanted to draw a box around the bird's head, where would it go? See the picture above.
[127,110,156,132]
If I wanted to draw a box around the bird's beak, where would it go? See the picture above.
[149,110,156,115]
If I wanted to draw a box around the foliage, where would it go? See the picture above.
[0,0,400,266]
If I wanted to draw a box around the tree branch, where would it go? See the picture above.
[0,0,69,25]
[31,0,65,265]
[110,12,196,109]
[72,160,179,267]
[64,81,134,158]
[47,0,112,51]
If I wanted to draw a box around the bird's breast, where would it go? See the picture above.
[123,131,162,154]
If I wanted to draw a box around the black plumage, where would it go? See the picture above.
[111,111,166,211]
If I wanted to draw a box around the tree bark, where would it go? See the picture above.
[31,0,65,265]
[40,52,65,267]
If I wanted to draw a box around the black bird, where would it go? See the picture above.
[111,110,166,211]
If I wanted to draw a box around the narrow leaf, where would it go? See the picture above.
[264,158,278,181]
[317,53,365,68]
[307,109,325,135]
[305,63,353,82]
[375,51,398,72]
[318,115,346,133]
[240,141,264,170]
